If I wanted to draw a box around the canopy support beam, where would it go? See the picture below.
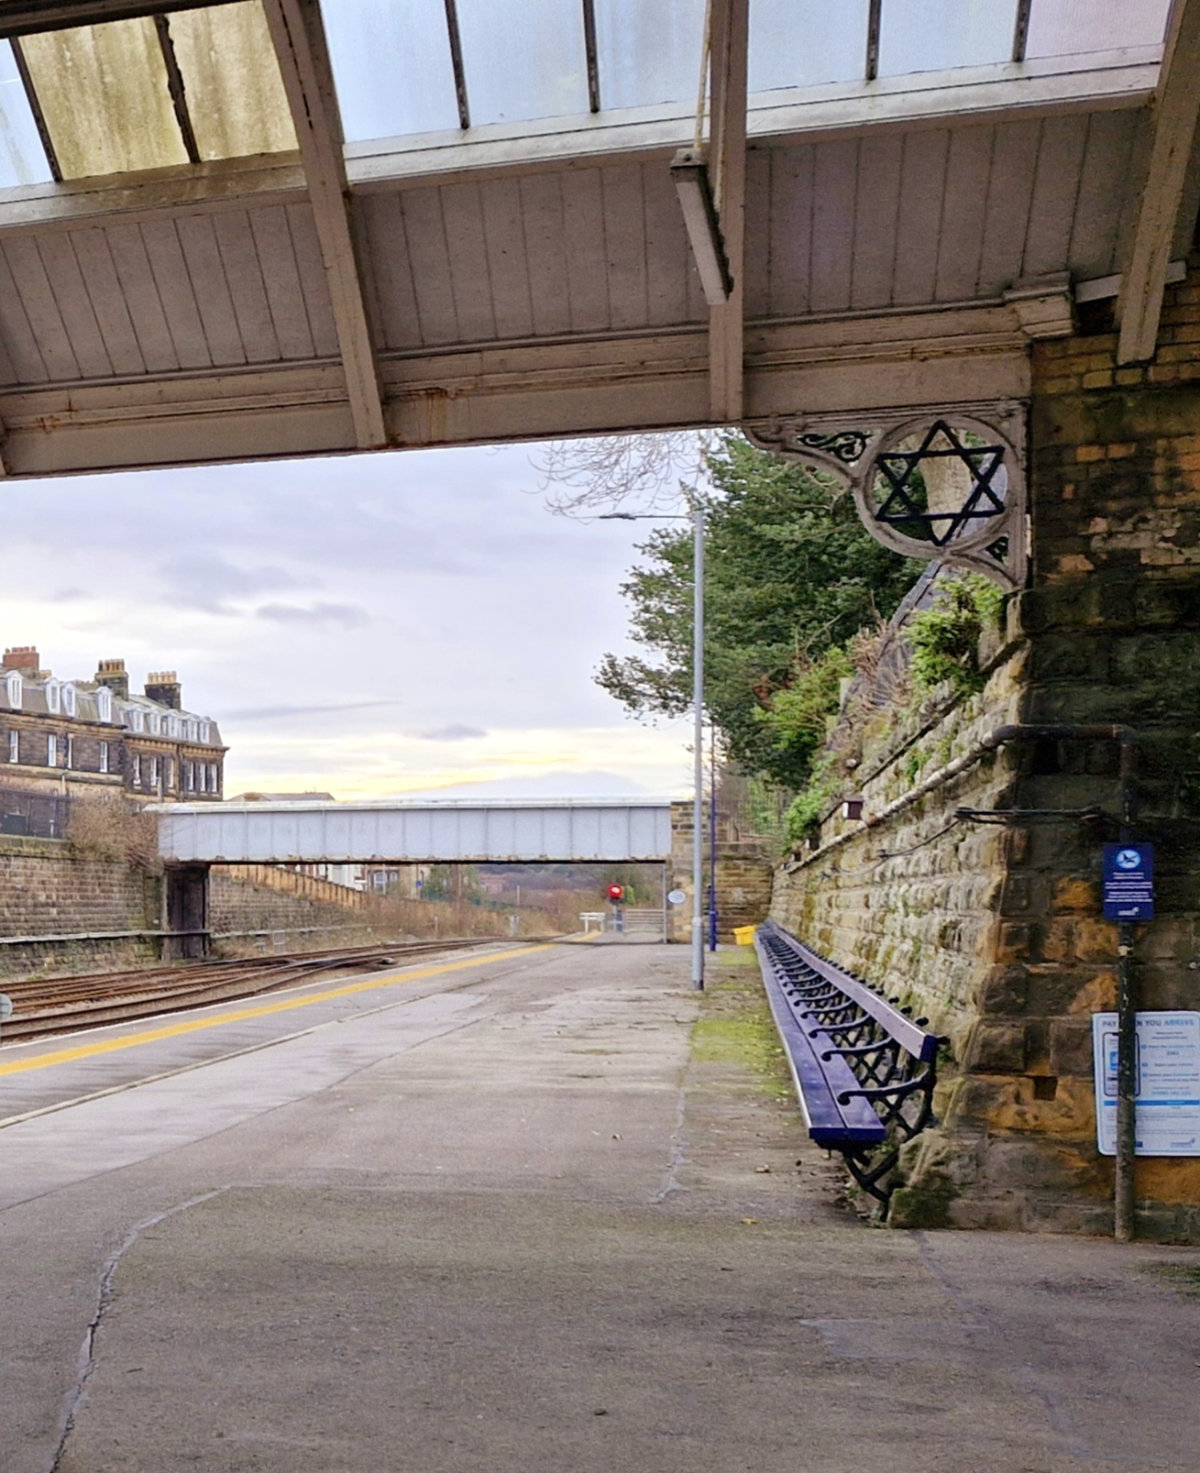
[1117,0,1200,364]
[706,0,747,425]
[263,0,388,449]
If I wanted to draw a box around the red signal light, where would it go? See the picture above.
[607,884,625,902]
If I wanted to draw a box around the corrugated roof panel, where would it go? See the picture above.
[1026,0,1171,58]
[169,2,296,161]
[456,0,587,126]
[879,0,1018,77]
[323,0,461,143]
[0,40,52,186]
[593,0,705,111]
[20,16,187,179]
[750,0,869,93]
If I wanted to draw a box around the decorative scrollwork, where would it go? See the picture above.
[745,409,1027,591]
[795,430,870,465]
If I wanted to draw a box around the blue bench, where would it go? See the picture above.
[753,920,944,1206]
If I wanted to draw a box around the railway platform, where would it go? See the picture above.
[1,940,1197,1473]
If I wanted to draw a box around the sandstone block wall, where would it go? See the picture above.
[669,800,774,943]
[769,266,1200,1241]
[0,836,160,976]
[210,865,374,953]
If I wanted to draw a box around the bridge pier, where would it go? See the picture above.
[164,865,210,961]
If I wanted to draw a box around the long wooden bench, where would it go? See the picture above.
[753,920,944,1206]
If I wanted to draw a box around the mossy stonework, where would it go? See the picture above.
[770,265,1200,1241]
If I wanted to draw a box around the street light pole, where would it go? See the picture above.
[597,501,706,990]
[691,497,705,991]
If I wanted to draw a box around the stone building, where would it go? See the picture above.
[0,648,225,802]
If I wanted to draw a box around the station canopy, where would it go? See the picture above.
[0,0,1189,475]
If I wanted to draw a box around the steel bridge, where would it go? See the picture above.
[153,797,675,864]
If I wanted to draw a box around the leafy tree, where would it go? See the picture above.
[595,435,918,789]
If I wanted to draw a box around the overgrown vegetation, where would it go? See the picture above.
[691,949,792,1097]
[66,791,161,869]
[906,575,1006,698]
[596,434,918,791]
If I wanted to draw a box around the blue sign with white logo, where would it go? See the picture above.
[1102,842,1155,921]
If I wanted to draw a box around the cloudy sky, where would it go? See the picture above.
[0,443,694,800]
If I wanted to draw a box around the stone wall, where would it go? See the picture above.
[209,865,375,954]
[0,843,373,978]
[669,800,775,943]
[0,836,161,976]
[769,264,1200,1241]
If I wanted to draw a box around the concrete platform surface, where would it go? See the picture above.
[0,940,1197,1473]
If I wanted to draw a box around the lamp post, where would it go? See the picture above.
[598,500,706,990]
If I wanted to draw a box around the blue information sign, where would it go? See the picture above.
[1102,842,1155,921]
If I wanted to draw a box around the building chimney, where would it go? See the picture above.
[145,670,182,710]
[95,658,129,700]
[3,646,40,677]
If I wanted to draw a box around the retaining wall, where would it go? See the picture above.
[769,264,1200,1241]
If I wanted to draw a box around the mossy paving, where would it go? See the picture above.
[1143,1263,1200,1296]
[689,947,792,1099]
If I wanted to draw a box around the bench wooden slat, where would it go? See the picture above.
[758,939,886,1148]
[784,936,940,1064]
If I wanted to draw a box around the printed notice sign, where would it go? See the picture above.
[1092,1011,1200,1157]
[1101,843,1155,921]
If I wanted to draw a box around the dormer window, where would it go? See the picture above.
[45,680,60,714]
[97,687,113,723]
[129,708,144,733]
[199,721,211,744]
[62,684,77,718]
[185,718,197,742]
[147,711,161,735]
[6,671,20,709]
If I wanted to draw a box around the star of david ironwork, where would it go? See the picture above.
[873,420,1008,547]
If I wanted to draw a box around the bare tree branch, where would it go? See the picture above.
[531,430,717,516]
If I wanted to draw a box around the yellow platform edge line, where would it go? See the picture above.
[0,943,553,1078]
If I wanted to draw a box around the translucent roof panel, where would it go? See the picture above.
[593,0,705,112]
[21,17,188,179]
[169,2,296,160]
[879,0,1018,77]
[322,0,462,143]
[1025,0,1172,59]
[749,0,869,93]
[0,41,53,187]
[455,0,587,127]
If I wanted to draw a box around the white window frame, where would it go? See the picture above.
[208,763,219,794]
[129,708,144,733]
[46,733,56,766]
[132,754,141,785]
[97,687,112,723]
[199,721,211,744]
[7,730,17,764]
[5,671,20,708]
[62,684,76,718]
[99,740,108,774]
[197,762,207,794]
[65,734,73,769]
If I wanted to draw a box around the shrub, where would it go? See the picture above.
[67,792,161,870]
[906,575,1005,698]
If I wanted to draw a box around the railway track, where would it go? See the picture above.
[0,939,505,1043]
